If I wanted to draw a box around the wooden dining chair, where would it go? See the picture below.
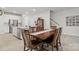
[51,26,57,29]
[22,29,41,51]
[39,28,62,51]
[39,29,56,51]
[29,26,38,41]
[29,26,37,33]
[50,27,62,50]
[36,26,44,32]
[36,17,44,31]
[58,27,62,46]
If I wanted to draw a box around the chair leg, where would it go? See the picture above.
[30,49,32,51]
[49,44,53,51]
[52,46,53,51]
[56,43,59,51]
[25,49,30,51]
[56,46,58,51]
[59,39,61,46]
[24,47,30,51]
[58,35,61,46]
[24,46,26,51]
[24,45,30,51]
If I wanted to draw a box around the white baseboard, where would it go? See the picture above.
[62,33,79,37]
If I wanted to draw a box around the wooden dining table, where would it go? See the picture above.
[30,29,56,40]
[29,29,56,50]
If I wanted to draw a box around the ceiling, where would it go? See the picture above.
[1,7,78,15]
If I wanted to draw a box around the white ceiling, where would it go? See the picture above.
[1,7,78,15]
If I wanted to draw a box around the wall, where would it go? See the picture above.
[0,14,21,34]
[50,10,59,26]
[21,15,29,28]
[52,8,79,36]
[0,10,50,34]
[28,10,50,30]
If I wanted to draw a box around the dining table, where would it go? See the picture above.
[29,29,56,50]
[30,29,56,40]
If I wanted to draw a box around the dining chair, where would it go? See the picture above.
[29,26,37,33]
[29,26,38,41]
[22,29,41,51]
[36,17,44,31]
[58,27,62,46]
[40,29,56,51]
[50,27,62,50]
[41,28,62,51]
[51,26,57,29]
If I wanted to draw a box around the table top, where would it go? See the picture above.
[30,29,53,35]
[30,29,56,40]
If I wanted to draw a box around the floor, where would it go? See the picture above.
[0,34,24,51]
[0,34,79,51]
[62,35,79,51]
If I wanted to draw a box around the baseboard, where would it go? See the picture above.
[13,35,22,40]
[62,33,79,37]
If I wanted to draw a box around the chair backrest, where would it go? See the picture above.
[29,26,37,33]
[36,26,44,31]
[22,29,31,48]
[51,26,57,29]
[36,18,44,31]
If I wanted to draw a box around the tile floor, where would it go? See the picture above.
[0,34,24,51]
[0,34,79,51]
[61,35,79,51]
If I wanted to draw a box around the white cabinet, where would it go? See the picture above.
[12,26,18,37]
[12,26,23,40]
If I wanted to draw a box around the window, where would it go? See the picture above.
[66,15,79,26]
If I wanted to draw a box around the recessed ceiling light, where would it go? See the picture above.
[32,9,36,12]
